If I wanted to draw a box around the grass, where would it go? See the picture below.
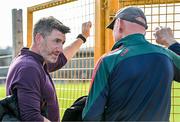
[0,84,6,98]
[55,82,90,118]
[0,82,180,121]
[170,82,180,122]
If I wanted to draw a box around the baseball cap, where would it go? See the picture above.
[106,6,148,30]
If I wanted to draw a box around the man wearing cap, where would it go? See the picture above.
[82,6,180,121]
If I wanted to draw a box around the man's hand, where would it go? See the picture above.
[82,21,92,39]
[62,21,92,61]
[154,26,177,47]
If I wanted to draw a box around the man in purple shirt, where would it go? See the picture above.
[5,16,91,122]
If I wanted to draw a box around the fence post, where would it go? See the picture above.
[94,0,106,63]
[12,9,23,58]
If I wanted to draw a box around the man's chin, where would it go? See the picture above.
[47,58,58,63]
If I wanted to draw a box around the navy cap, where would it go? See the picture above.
[106,7,148,30]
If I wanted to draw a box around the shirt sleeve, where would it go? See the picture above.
[173,54,180,82]
[82,57,109,120]
[47,53,67,72]
[11,66,44,121]
[167,48,180,82]
[174,65,180,82]
[168,42,180,55]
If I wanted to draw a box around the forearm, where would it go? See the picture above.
[63,21,91,61]
[63,38,83,61]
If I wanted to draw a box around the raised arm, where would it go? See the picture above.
[47,21,92,72]
[63,21,92,61]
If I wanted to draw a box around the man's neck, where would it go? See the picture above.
[29,44,40,55]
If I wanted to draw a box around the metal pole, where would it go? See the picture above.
[12,9,23,58]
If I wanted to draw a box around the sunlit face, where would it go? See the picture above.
[39,29,65,63]
[113,18,123,42]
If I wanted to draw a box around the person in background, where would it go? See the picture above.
[154,26,180,55]
[82,6,180,121]
[5,16,91,122]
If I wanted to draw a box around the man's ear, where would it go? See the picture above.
[34,33,43,45]
[116,18,121,29]
[118,19,123,33]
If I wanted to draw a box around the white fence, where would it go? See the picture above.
[0,54,12,83]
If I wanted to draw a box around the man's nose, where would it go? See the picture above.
[55,45,63,52]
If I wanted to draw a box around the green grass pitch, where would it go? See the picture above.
[0,82,179,121]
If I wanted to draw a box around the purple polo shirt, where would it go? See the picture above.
[5,48,67,121]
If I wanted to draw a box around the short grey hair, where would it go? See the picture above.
[33,16,70,41]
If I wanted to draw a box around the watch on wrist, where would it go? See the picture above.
[76,34,86,43]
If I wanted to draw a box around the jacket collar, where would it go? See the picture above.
[111,33,148,50]
[20,47,44,65]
